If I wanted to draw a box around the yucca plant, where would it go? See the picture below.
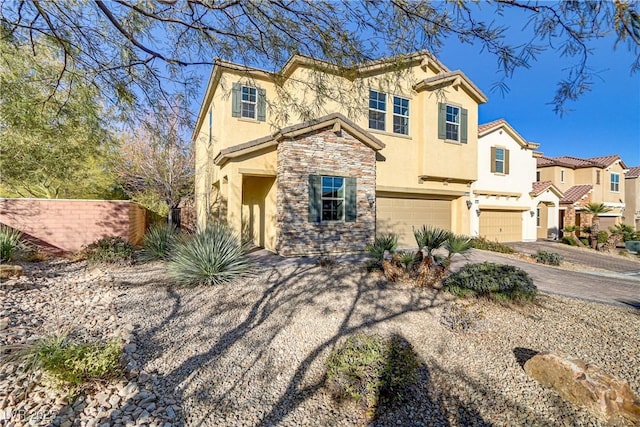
[413,225,451,260]
[0,224,23,262]
[140,223,179,261]
[168,222,253,286]
[365,233,399,261]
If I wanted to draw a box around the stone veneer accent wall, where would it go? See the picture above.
[276,128,376,256]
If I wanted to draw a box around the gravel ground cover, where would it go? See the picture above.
[1,257,639,426]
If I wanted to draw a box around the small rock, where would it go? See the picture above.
[124,343,137,353]
[0,265,23,279]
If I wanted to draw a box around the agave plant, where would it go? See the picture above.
[168,222,253,286]
[0,225,23,262]
[413,225,451,259]
[140,223,179,261]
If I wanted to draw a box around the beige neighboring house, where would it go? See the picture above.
[537,155,628,234]
[624,166,640,230]
[193,52,488,255]
[471,119,561,242]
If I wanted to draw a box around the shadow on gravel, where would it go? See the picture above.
[513,347,539,369]
[617,299,640,311]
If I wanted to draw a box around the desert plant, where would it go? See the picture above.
[395,250,418,270]
[444,262,537,302]
[3,335,122,392]
[365,233,398,261]
[469,236,515,254]
[532,250,563,266]
[562,225,585,247]
[439,304,483,332]
[326,334,419,418]
[443,234,472,266]
[610,223,640,242]
[561,236,577,246]
[140,223,179,261]
[0,224,23,262]
[82,236,134,264]
[597,230,609,244]
[167,222,252,286]
[413,225,451,257]
[584,202,613,249]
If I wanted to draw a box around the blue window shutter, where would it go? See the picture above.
[232,83,241,117]
[308,175,321,222]
[345,177,357,222]
[437,103,446,139]
[257,88,266,121]
[460,108,468,143]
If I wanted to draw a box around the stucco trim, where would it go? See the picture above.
[474,189,522,198]
[214,113,385,165]
[376,186,465,198]
[478,119,539,150]
[238,168,277,177]
[413,71,488,104]
[418,175,475,184]
[479,205,530,211]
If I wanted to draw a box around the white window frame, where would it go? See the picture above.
[321,176,345,222]
[610,172,620,192]
[445,105,460,141]
[368,90,386,131]
[241,85,257,119]
[494,147,505,174]
[392,96,409,135]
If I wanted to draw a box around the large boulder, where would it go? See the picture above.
[524,352,640,424]
[0,265,23,279]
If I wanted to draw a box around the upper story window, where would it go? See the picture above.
[491,147,509,174]
[241,85,257,119]
[393,96,409,135]
[596,170,601,185]
[437,103,468,143]
[610,172,620,192]
[232,82,266,121]
[445,105,460,141]
[536,171,541,182]
[369,90,386,131]
[321,176,345,221]
[560,169,565,183]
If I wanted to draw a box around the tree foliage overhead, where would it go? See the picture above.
[0,1,638,118]
[0,30,118,199]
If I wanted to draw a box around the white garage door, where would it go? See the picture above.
[376,196,452,247]
[479,210,523,242]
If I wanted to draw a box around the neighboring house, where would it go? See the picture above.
[624,166,640,230]
[193,52,487,255]
[537,155,628,234]
[471,119,561,242]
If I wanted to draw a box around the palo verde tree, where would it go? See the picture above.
[0,1,638,120]
[0,29,118,199]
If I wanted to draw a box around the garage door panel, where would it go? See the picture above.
[377,197,451,247]
[479,210,522,242]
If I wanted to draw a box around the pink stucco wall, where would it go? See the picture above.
[0,198,150,252]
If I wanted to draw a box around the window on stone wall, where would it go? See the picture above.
[321,176,345,221]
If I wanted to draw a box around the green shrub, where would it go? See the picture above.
[168,222,252,286]
[0,225,23,262]
[597,231,609,244]
[444,262,537,302]
[532,250,563,266]
[82,236,134,264]
[395,250,418,269]
[140,223,179,261]
[470,236,515,254]
[580,238,589,246]
[326,334,419,418]
[561,236,577,246]
[365,233,398,261]
[5,336,122,391]
[610,224,640,242]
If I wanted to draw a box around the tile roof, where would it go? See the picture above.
[531,180,554,197]
[537,154,624,169]
[477,118,506,134]
[625,166,640,178]
[560,184,593,204]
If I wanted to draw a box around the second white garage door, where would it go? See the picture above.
[479,210,523,242]
[376,196,452,247]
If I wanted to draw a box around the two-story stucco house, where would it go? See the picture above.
[536,155,628,234]
[471,119,562,242]
[193,52,487,255]
[624,166,640,230]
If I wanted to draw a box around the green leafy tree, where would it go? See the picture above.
[0,1,637,118]
[584,202,613,249]
[0,31,118,199]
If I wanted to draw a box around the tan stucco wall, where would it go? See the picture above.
[624,176,639,229]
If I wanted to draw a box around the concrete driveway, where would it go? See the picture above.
[450,249,640,310]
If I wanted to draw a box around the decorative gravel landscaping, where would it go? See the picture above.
[1,256,639,426]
